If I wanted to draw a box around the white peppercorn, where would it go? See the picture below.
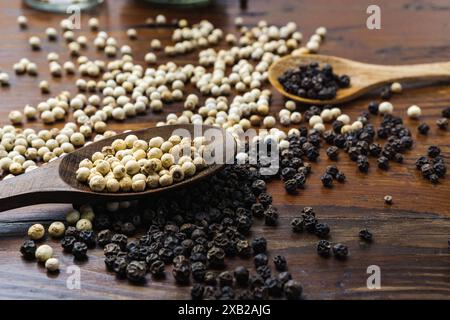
[35,245,53,263]
[28,224,45,240]
[407,105,421,119]
[76,218,93,231]
[45,258,60,272]
[379,101,394,115]
[48,221,65,238]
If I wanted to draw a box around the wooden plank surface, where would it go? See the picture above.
[0,0,449,299]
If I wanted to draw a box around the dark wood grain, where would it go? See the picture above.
[0,0,449,300]
[0,124,235,212]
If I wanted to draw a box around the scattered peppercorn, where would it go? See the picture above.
[418,123,430,135]
[436,118,448,130]
[20,240,37,260]
[254,253,269,267]
[273,255,287,271]
[320,173,333,188]
[384,195,393,204]
[61,236,77,253]
[283,280,303,299]
[359,229,373,242]
[126,261,147,282]
[317,240,332,256]
[72,241,88,260]
[332,243,348,259]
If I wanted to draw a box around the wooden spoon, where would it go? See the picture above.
[269,54,450,105]
[0,124,236,212]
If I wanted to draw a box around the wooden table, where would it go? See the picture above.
[0,0,449,300]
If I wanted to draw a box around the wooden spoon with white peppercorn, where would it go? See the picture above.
[0,124,236,213]
[269,54,450,105]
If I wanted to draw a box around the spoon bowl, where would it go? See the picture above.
[0,124,236,212]
[269,54,450,105]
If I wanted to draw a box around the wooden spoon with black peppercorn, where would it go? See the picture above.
[0,124,236,213]
[269,54,450,105]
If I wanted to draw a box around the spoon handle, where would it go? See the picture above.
[366,61,450,82]
[0,159,73,212]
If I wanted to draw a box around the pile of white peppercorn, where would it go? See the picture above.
[76,134,208,192]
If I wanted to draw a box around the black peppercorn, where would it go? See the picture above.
[126,260,147,282]
[251,179,266,195]
[442,107,450,118]
[149,260,165,277]
[254,253,268,267]
[218,271,234,287]
[256,265,271,279]
[72,241,88,260]
[61,236,77,253]
[251,236,267,254]
[433,162,446,178]
[207,246,225,268]
[113,256,128,277]
[325,165,339,177]
[264,277,283,297]
[97,229,113,247]
[252,285,269,300]
[436,118,448,130]
[273,255,287,271]
[320,173,333,188]
[304,215,317,233]
[380,86,391,99]
[335,171,346,183]
[377,156,389,170]
[104,255,116,271]
[277,271,292,286]
[418,123,430,135]
[284,179,298,194]
[258,193,272,207]
[65,226,79,238]
[104,242,120,257]
[291,217,304,232]
[191,261,206,282]
[326,146,339,160]
[234,266,249,286]
[368,101,379,115]
[251,203,265,218]
[264,205,278,226]
[191,283,204,300]
[317,240,332,256]
[332,243,348,259]
[284,280,303,300]
[315,223,330,238]
[78,230,97,248]
[427,146,441,158]
[357,155,369,172]
[359,229,373,242]
[20,240,36,260]
[203,271,217,286]
[172,260,191,284]
[111,233,128,250]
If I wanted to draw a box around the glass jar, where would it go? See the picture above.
[25,0,104,13]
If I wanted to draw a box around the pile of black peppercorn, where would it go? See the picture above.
[56,165,303,299]
[415,146,446,184]
[278,62,351,100]
[290,207,348,259]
